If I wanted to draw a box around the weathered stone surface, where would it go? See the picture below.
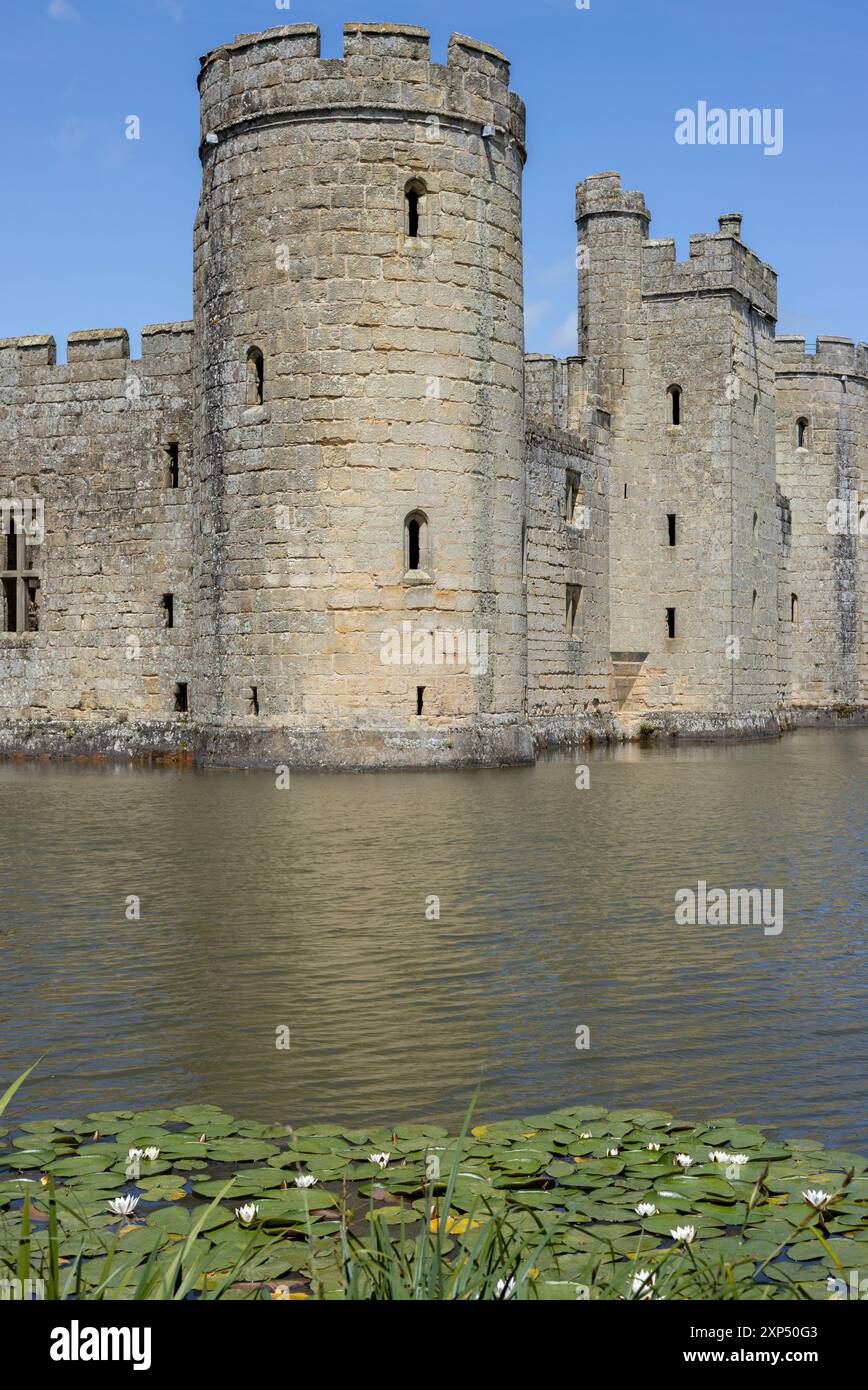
[0,26,863,769]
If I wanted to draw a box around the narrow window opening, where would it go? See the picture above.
[566,584,582,637]
[160,593,174,629]
[173,681,188,713]
[796,417,809,449]
[623,483,628,500]
[246,346,264,407]
[791,593,799,624]
[404,510,429,576]
[667,513,676,546]
[2,576,16,633]
[668,385,682,426]
[25,578,40,633]
[407,189,420,238]
[249,685,259,716]
[408,519,420,570]
[665,607,676,639]
[166,442,180,489]
[521,520,527,582]
[565,471,584,525]
[404,179,427,240]
[752,589,758,626]
[416,685,425,716]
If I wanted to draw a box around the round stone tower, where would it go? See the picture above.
[191,22,530,766]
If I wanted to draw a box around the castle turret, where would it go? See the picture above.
[191,22,530,765]
[774,336,868,707]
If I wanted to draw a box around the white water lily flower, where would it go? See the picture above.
[607,1147,620,1157]
[647,1142,661,1151]
[708,1150,729,1163]
[127,1148,144,1162]
[369,1152,390,1168]
[635,1202,657,1217]
[674,1153,693,1168]
[803,1189,831,1208]
[729,1154,750,1165]
[631,1268,656,1297]
[295,1174,317,1188]
[108,1193,140,1217]
[235,1202,259,1224]
[580,1131,593,1139]
[143,1146,160,1161]
[670,1224,696,1244]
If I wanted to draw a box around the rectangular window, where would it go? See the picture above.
[161,593,174,629]
[173,681,188,713]
[166,443,180,489]
[667,514,676,546]
[666,607,676,639]
[1,515,40,634]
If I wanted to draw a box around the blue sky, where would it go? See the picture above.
[1,0,866,359]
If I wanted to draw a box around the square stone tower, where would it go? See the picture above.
[577,173,780,721]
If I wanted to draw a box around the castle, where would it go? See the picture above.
[0,23,865,768]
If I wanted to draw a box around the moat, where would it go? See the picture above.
[1,728,865,1151]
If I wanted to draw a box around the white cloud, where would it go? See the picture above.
[547,310,578,354]
[155,0,186,21]
[48,0,80,19]
[538,256,576,287]
[524,299,552,333]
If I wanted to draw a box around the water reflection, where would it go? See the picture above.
[0,730,865,1150]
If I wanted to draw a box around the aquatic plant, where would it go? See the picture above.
[0,1066,864,1300]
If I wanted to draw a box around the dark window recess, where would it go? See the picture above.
[406,188,420,238]
[2,576,16,633]
[173,681,188,713]
[667,513,677,546]
[246,347,264,407]
[416,686,425,716]
[623,484,628,500]
[797,418,809,448]
[666,607,676,639]
[249,686,259,716]
[791,593,799,624]
[669,385,682,426]
[166,443,180,488]
[407,518,421,570]
[161,593,174,629]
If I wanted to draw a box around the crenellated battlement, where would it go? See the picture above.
[0,323,193,382]
[641,214,776,320]
[576,171,650,224]
[197,23,525,158]
[773,334,868,379]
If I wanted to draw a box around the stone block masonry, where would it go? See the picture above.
[0,23,864,768]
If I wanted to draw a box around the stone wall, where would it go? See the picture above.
[774,336,868,708]
[576,174,782,718]
[191,22,529,761]
[0,325,194,724]
[524,420,611,728]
